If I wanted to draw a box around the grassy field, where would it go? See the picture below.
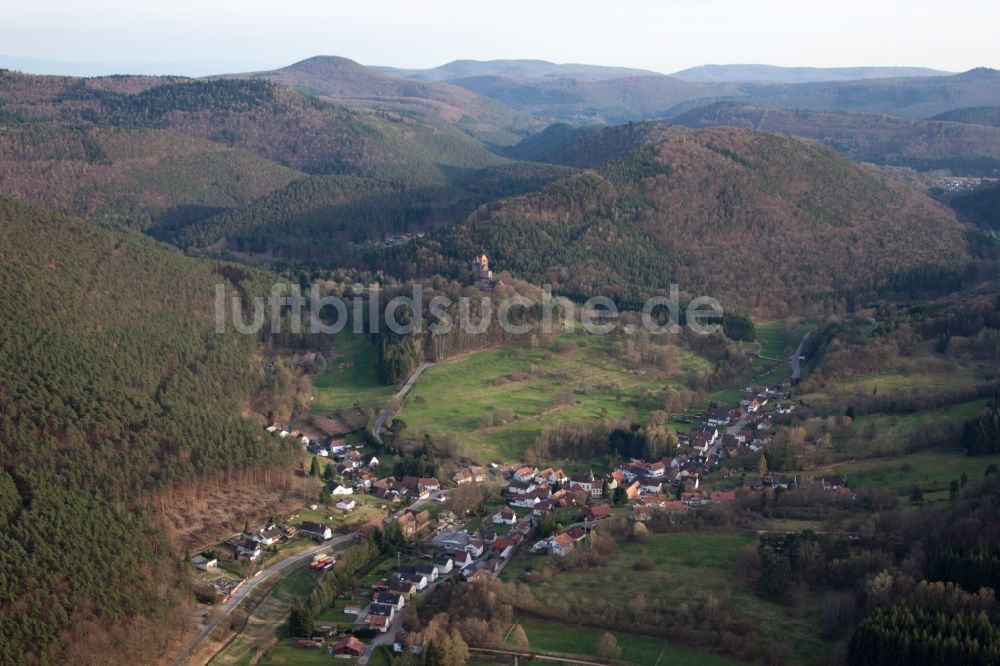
[258,643,347,665]
[311,331,395,415]
[507,617,744,665]
[210,567,316,665]
[399,332,710,461]
[833,448,1000,495]
[500,530,831,664]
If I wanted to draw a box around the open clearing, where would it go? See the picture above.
[507,617,744,665]
[311,331,394,416]
[399,332,710,461]
[500,531,830,663]
[833,448,1000,494]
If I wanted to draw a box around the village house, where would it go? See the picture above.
[513,466,539,483]
[394,631,425,655]
[508,478,538,495]
[453,466,487,485]
[711,490,737,503]
[340,449,364,468]
[569,470,603,499]
[639,477,664,495]
[395,572,428,591]
[587,504,613,521]
[466,538,486,558]
[431,530,470,553]
[707,407,731,427]
[401,476,439,499]
[389,578,417,597]
[331,483,354,496]
[397,508,431,538]
[688,427,719,454]
[550,532,575,556]
[452,550,475,570]
[466,568,493,582]
[624,480,642,501]
[230,535,263,561]
[373,590,405,611]
[368,614,392,633]
[535,467,568,486]
[398,563,438,583]
[331,636,365,656]
[191,553,217,572]
[492,507,517,525]
[510,487,550,508]
[299,521,333,541]
[432,554,453,576]
[257,526,283,546]
[336,498,357,511]
[822,475,846,491]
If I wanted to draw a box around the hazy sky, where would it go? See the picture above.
[2,0,998,75]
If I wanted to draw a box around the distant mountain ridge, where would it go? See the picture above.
[930,106,1000,128]
[670,64,952,83]
[221,55,531,143]
[672,102,1000,175]
[376,58,661,81]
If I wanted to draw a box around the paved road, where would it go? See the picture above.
[790,330,812,381]
[372,362,433,444]
[174,533,356,665]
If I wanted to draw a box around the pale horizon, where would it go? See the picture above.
[2,0,997,77]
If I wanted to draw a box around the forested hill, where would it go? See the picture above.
[0,71,508,179]
[930,106,1000,128]
[0,196,291,663]
[229,55,530,144]
[501,121,684,168]
[373,128,969,316]
[0,124,303,232]
[174,161,577,259]
[672,102,1000,176]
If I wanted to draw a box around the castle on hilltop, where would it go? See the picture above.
[472,253,500,291]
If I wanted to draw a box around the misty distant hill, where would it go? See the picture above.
[376,58,660,82]
[220,56,529,142]
[671,63,951,83]
[930,106,1000,128]
[672,102,1000,175]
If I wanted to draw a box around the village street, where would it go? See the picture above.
[176,533,356,665]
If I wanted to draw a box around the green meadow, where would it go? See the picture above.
[399,332,711,461]
[507,617,745,665]
[833,448,1000,495]
[501,530,830,664]
[311,331,395,415]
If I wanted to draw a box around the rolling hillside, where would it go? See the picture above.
[176,161,577,258]
[377,58,660,82]
[739,68,1000,119]
[0,124,303,232]
[930,106,1000,128]
[227,56,531,144]
[447,73,732,124]
[501,120,683,167]
[671,64,951,83]
[0,71,511,178]
[947,181,1000,229]
[672,102,1000,175]
[374,128,969,315]
[0,196,290,663]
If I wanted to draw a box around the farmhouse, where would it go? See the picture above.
[492,507,517,525]
[587,504,613,521]
[191,554,217,572]
[299,521,333,541]
[332,636,365,656]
